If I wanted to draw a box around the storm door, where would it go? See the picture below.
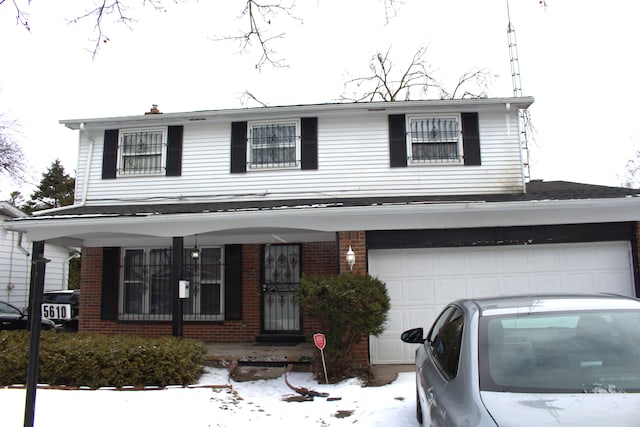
[262,244,301,333]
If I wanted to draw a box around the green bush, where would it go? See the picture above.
[298,273,390,380]
[0,331,206,388]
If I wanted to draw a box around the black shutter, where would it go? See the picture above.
[389,114,407,167]
[166,125,184,176]
[462,112,481,166]
[224,244,243,320]
[100,247,121,320]
[300,117,318,170]
[230,121,248,173]
[102,129,119,179]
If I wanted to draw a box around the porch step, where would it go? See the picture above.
[204,342,315,370]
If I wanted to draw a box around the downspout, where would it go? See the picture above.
[16,232,30,257]
[78,122,94,206]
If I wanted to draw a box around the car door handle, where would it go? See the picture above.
[426,387,435,403]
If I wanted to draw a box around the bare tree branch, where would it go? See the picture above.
[3,0,31,30]
[342,45,493,102]
[382,0,403,24]
[0,113,27,183]
[623,148,640,189]
[68,0,167,59]
[341,46,439,102]
[239,90,269,107]
[439,67,493,99]
[213,0,299,70]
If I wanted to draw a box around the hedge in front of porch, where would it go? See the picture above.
[0,331,206,388]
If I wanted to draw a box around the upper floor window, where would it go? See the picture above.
[408,115,462,164]
[248,120,300,170]
[118,128,166,176]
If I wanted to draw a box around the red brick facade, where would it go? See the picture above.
[79,241,339,343]
[337,231,369,368]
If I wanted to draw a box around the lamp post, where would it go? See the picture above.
[24,243,50,427]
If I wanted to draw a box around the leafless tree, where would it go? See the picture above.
[0,113,27,183]
[3,0,408,68]
[239,90,269,107]
[2,0,31,30]
[341,46,493,102]
[623,149,640,189]
[213,1,300,70]
[66,0,168,60]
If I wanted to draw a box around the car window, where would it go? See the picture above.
[0,301,21,315]
[428,306,464,379]
[479,310,640,393]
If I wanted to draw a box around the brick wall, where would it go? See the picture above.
[336,231,370,367]
[337,231,366,274]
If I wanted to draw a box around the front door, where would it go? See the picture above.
[261,244,301,335]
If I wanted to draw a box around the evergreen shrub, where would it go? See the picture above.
[298,273,390,381]
[0,331,205,388]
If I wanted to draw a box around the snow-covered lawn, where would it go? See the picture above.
[0,367,419,426]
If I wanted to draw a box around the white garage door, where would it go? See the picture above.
[368,241,636,364]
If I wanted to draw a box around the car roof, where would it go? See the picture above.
[457,293,640,317]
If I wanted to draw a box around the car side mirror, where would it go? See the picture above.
[401,327,426,344]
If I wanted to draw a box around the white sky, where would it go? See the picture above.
[1,0,639,199]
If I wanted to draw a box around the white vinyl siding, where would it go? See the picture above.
[78,108,525,205]
[0,228,71,310]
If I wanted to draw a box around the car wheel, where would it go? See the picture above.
[416,389,423,424]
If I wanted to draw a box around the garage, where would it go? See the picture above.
[368,241,636,364]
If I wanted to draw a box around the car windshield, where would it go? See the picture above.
[479,310,640,393]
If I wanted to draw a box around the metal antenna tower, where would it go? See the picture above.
[507,0,522,98]
[506,0,531,181]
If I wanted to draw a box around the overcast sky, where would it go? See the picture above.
[1,0,638,199]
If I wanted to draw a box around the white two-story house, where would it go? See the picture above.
[6,98,640,366]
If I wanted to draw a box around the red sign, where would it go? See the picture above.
[313,333,326,350]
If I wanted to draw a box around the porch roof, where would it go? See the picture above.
[5,181,640,247]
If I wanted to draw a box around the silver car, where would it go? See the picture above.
[401,294,640,426]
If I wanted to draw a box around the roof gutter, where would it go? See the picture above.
[59,97,535,130]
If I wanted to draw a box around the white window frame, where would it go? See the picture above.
[406,114,463,165]
[247,119,301,170]
[117,127,167,176]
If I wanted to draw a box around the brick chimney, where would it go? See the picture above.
[145,104,161,115]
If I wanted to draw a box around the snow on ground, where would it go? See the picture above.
[0,367,419,426]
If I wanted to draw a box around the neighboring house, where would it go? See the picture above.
[4,98,640,366]
[0,202,75,310]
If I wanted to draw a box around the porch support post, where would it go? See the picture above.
[171,237,184,337]
[24,241,49,427]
